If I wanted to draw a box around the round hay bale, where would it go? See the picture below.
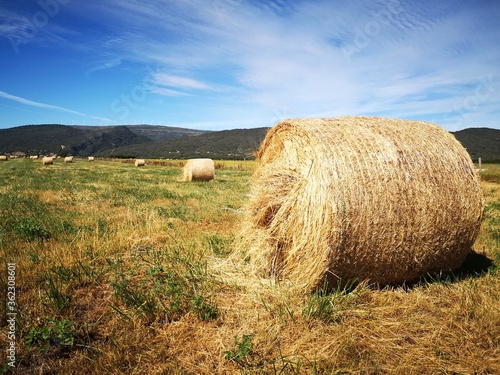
[0,155,8,161]
[42,156,53,165]
[88,156,95,161]
[240,117,485,290]
[135,159,145,167]
[183,159,215,181]
[64,156,73,163]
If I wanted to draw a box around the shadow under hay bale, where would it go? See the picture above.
[239,117,485,292]
[388,250,494,291]
[183,159,215,181]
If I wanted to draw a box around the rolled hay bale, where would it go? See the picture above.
[183,159,215,181]
[42,156,53,165]
[88,156,95,161]
[135,159,145,167]
[0,155,8,161]
[64,156,73,163]
[239,117,485,290]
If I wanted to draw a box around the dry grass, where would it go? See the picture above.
[0,158,498,374]
[238,117,485,291]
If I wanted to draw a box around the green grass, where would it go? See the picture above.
[0,159,499,374]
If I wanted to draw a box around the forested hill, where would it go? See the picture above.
[0,124,498,162]
[452,127,500,163]
[93,127,270,160]
[0,124,208,157]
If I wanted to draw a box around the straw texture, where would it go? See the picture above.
[42,156,53,165]
[183,159,215,181]
[240,117,485,290]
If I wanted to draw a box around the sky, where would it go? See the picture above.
[0,0,499,131]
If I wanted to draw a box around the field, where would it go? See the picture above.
[0,158,499,374]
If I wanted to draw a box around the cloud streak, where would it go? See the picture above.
[0,90,115,124]
[0,90,87,116]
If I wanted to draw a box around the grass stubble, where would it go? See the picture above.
[0,158,498,374]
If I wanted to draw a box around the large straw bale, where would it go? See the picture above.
[0,155,7,161]
[42,156,53,165]
[239,117,485,290]
[183,159,215,181]
[64,156,73,163]
[135,159,145,167]
[88,156,95,161]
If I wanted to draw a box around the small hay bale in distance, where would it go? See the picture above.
[135,159,145,167]
[64,156,73,163]
[240,116,485,291]
[0,155,8,161]
[88,156,95,161]
[42,156,53,165]
[183,159,215,181]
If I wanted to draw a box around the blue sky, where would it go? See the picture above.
[0,0,499,131]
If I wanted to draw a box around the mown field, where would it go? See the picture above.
[0,158,499,374]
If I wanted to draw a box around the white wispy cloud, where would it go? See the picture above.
[86,59,123,75]
[152,73,211,91]
[0,90,87,116]
[0,90,116,123]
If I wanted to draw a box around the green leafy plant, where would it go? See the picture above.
[26,317,76,353]
[225,334,254,364]
[206,233,234,257]
[192,295,219,321]
[14,218,50,241]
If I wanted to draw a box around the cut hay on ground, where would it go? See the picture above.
[239,117,485,291]
[88,156,95,161]
[64,156,73,163]
[135,159,145,167]
[42,156,53,165]
[183,159,215,181]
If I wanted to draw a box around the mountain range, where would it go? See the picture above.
[0,124,498,162]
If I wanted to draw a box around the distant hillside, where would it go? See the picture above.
[0,124,208,157]
[126,125,208,141]
[452,128,500,163]
[94,127,270,160]
[98,126,499,161]
[0,123,498,162]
